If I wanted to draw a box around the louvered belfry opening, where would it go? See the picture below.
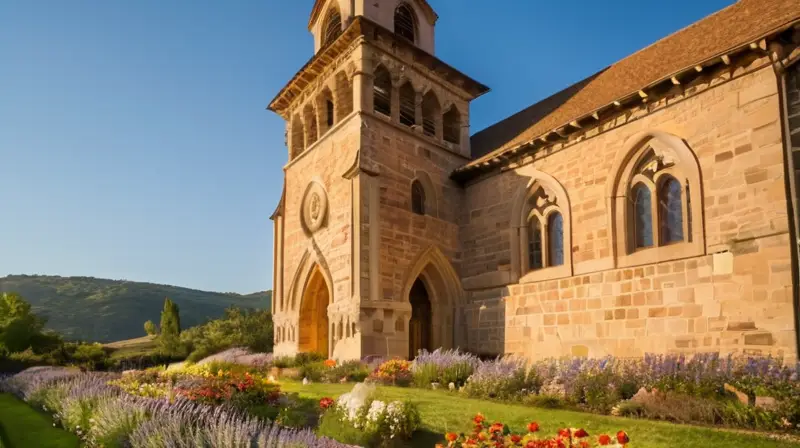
[422,91,440,137]
[322,9,342,47]
[394,4,416,42]
[373,66,392,116]
[443,107,461,144]
[399,82,416,127]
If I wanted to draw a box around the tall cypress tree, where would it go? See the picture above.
[159,297,181,354]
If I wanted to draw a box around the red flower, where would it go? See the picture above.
[578,442,590,448]
[324,359,336,368]
[617,431,630,445]
[511,434,522,444]
[490,422,504,433]
[574,428,589,438]
[598,434,612,445]
[527,421,540,433]
[558,428,570,439]
[474,413,486,424]
[446,432,459,442]
[319,397,334,410]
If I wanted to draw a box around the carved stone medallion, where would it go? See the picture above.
[302,181,328,233]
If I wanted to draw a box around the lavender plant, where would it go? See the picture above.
[462,356,529,400]
[411,348,479,388]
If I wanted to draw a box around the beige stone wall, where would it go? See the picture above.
[460,62,797,361]
[273,113,361,358]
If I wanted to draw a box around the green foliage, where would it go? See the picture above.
[325,360,370,383]
[522,393,566,409]
[0,292,59,353]
[158,298,183,356]
[0,274,271,342]
[143,320,157,336]
[180,307,273,362]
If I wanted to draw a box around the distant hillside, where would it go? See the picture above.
[0,275,272,343]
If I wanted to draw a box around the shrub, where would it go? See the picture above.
[319,382,420,447]
[180,307,274,362]
[462,356,529,400]
[522,393,566,409]
[324,360,370,383]
[368,359,412,386]
[411,348,479,389]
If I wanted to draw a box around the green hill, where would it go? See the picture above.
[0,275,272,343]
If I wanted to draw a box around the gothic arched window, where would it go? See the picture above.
[394,3,417,42]
[528,217,543,270]
[632,183,653,249]
[322,9,342,47]
[399,82,416,127]
[608,132,703,266]
[659,176,683,245]
[411,180,425,215]
[547,212,564,267]
[373,66,392,116]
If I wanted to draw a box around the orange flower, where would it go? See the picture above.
[446,432,458,442]
[616,431,630,445]
[598,434,612,445]
[578,442,590,448]
[319,397,334,410]
[490,422,504,433]
[510,434,522,444]
[574,428,589,438]
[324,359,336,368]
[527,421,540,433]
[436,445,444,448]
[478,432,488,441]
[473,413,486,424]
[558,428,571,439]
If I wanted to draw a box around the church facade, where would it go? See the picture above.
[268,0,800,362]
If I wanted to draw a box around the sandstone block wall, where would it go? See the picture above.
[460,62,797,361]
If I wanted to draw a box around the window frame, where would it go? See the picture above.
[510,171,573,284]
[608,132,704,269]
[393,3,417,43]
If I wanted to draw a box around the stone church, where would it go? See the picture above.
[268,0,800,362]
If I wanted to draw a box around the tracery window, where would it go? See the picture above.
[394,3,417,42]
[608,132,703,267]
[523,185,566,273]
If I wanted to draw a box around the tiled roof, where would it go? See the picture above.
[468,0,800,161]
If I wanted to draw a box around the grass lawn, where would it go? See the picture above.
[0,394,80,448]
[281,381,799,448]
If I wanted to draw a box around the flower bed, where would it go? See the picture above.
[0,366,354,447]
[318,382,420,447]
[438,413,630,448]
[412,349,479,389]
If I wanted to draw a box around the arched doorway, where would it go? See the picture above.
[298,265,329,357]
[408,278,432,359]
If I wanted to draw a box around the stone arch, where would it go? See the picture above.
[297,263,331,357]
[289,114,304,159]
[334,71,353,121]
[317,86,335,135]
[287,249,334,313]
[442,106,461,144]
[321,4,342,47]
[606,131,704,267]
[421,89,441,138]
[510,167,573,282]
[401,246,464,351]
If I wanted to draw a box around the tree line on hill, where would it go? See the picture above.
[0,291,274,373]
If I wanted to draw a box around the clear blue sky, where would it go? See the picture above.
[0,0,734,293]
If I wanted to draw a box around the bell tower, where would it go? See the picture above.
[269,0,488,361]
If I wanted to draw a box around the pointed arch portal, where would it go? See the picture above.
[403,246,464,358]
[298,265,329,357]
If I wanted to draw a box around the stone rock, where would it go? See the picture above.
[302,377,310,385]
[268,375,276,382]
[448,382,456,391]
[431,382,440,390]
[724,383,750,405]
[755,396,777,410]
